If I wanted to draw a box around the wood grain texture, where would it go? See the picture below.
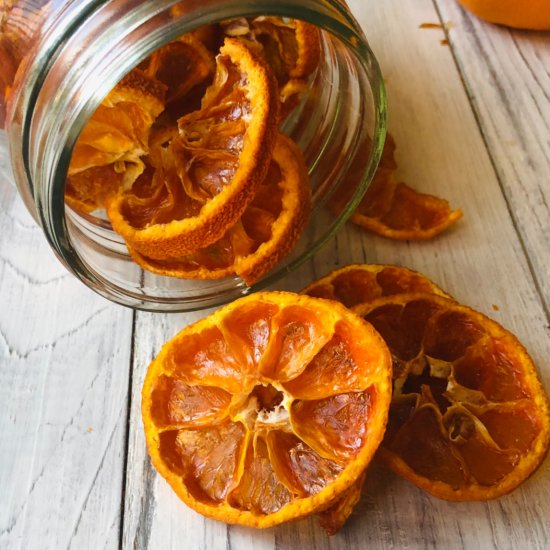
[0,182,134,549]
[122,0,550,548]
[433,0,550,312]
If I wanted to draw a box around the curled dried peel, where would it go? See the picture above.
[107,37,279,259]
[142,292,392,528]
[128,134,311,285]
[332,134,463,240]
[65,69,166,213]
[354,292,550,501]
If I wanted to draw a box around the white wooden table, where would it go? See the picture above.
[2,1,550,548]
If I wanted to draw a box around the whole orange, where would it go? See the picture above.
[457,0,550,30]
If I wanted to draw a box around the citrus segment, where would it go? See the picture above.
[142,291,392,528]
[259,303,333,382]
[107,37,279,259]
[66,69,166,213]
[229,436,292,514]
[266,430,344,497]
[149,376,232,428]
[124,134,311,285]
[283,319,389,399]
[302,263,450,308]
[291,388,376,461]
[174,421,247,502]
[353,293,550,500]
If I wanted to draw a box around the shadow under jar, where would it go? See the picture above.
[2,0,386,311]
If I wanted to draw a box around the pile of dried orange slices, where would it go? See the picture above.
[141,265,550,534]
[65,19,321,285]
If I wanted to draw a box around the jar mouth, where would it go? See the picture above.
[20,1,386,311]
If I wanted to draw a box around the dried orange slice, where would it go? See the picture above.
[141,34,214,117]
[128,134,311,285]
[107,37,279,259]
[353,292,550,500]
[332,134,463,240]
[250,17,321,81]
[66,69,166,213]
[303,263,450,309]
[222,17,321,119]
[142,291,392,528]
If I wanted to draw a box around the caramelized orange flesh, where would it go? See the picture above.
[142,292,392,528]
[142,35,214,119]
[354,293,550,500]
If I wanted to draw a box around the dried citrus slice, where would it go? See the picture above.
[222,17,321,119]
[332,134,463,240]
[141,34,214,117]
[250,16,321,81]
[127,134,311,285]
[142,291,392,528]
[302,263,450,309]
[107,37,279,259]
[66,68,166,213]
[353,292,550,500]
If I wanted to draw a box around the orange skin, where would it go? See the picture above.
[457,0,550,30]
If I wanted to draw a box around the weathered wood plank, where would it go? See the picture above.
[433,0,550,311]
[124,0,550,548]
[0,182,134,549]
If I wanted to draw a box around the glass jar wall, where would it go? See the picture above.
[1,0,386,311]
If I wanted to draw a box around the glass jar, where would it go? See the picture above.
[1,0,386,311]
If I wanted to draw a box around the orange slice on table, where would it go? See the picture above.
[332,133,463,240]
[303,263,451,309]
[142,291,392,528]
[353,292,550,500]
[65,69,166,214]
[128,134,312,285]
[107,37,279,259]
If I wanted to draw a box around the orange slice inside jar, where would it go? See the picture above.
[127,133,311,285]
[222,16,321,120]
[65,69,166,214]
[142,291,392,528]
[106,37,279,259]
